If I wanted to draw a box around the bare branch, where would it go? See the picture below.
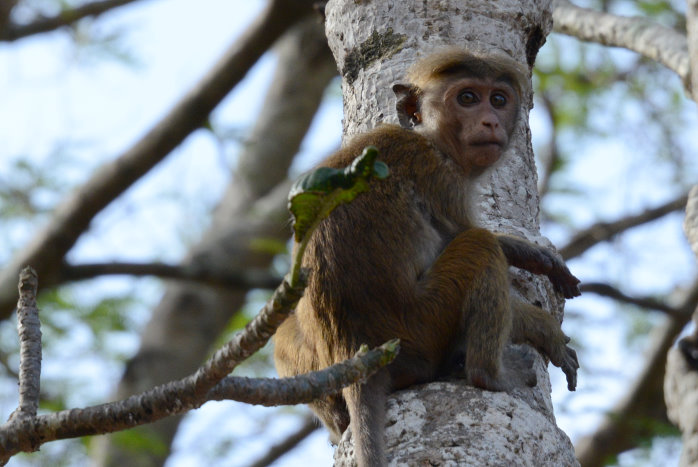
[686,0,698,96]
[552,0,691,95]
[578,188,698,462]
[685,186,698,259]
[192,274,307,397]
[575,317,687,465]
[62,262,281,290]
[0,0,18,34]
[576,278,698,465]
[1,0,140,41]
[8,268,41,423]
[0,0,317,319]
[580,282,681,317]
[208,341,399,406]
[248,416,319,467]
[95,17,337,462]
[0,274,303,461]
[559,192,688,260]
[0,335,397,462]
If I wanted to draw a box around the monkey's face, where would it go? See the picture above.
[420,77,519,173]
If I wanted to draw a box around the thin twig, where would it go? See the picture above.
[11,267,41,421]
[0,275,303,460]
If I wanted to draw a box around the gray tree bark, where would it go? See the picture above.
[665,185,698,467]
[325,0,577,465]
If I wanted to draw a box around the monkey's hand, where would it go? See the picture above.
[548,336,579,391]
[497,235,581,298]
[537,249,581,299]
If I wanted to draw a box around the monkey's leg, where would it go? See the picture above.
[510,298,579,391]
[274,314,350,440]
[419,227,512,391]
[460,240,512,391]
[309,395,350,444]
[496,234,580,298]
[343,370,390,467]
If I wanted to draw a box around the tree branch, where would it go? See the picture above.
[61,262,282,290]
[580,282,682,317]
[0,320,397,462]
[552,0,691,96]
[7,268,41,425]
[575,278,698,466]
[94,17,337,463]
[0,273,303,461]
[0,0,316,320]
[207,341,399,406]
[248,416,319,467]
[687,0,698,97]
[0,0,18,36]
[559,192,688,260]
[1,0,141,41]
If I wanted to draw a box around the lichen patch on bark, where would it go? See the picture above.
[343,28,406,84]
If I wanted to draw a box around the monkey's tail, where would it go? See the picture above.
[343,370,389,467]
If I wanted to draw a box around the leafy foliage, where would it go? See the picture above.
[288,146,389,242]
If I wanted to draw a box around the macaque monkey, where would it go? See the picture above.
[274,48,580,467]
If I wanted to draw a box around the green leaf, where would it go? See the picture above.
[287,146,388,243]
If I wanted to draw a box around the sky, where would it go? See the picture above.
[1,1,695,466]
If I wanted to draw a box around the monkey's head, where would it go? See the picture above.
[393,48,529,174]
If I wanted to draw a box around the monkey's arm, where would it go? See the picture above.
[496,235,580,299]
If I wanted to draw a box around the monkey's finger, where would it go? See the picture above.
[566,369,577,392]
[564,282,582,299]
[551,280,568,297]
[566,346,579,369]
[564,355,578,391]
[551,279,581,299]
[545,263,581,298]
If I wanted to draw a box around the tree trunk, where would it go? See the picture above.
[665,185,698,467]
[324,0,578,464]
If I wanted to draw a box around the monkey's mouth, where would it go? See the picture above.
[470,141,503,149]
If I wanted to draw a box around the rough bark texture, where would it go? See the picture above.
[666,346,698,467]
[665,185,698,467]
[325,0,576,465]
[91,17,336,466]
[335,382,577,466]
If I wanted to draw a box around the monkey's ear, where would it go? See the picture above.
[393,83,421,129]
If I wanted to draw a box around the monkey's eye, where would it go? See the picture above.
[457,90,477,106]
[490,93,508,108]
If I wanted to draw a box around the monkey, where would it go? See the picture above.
[274,47,580,467]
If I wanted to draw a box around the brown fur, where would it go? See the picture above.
[274,50,579,467]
